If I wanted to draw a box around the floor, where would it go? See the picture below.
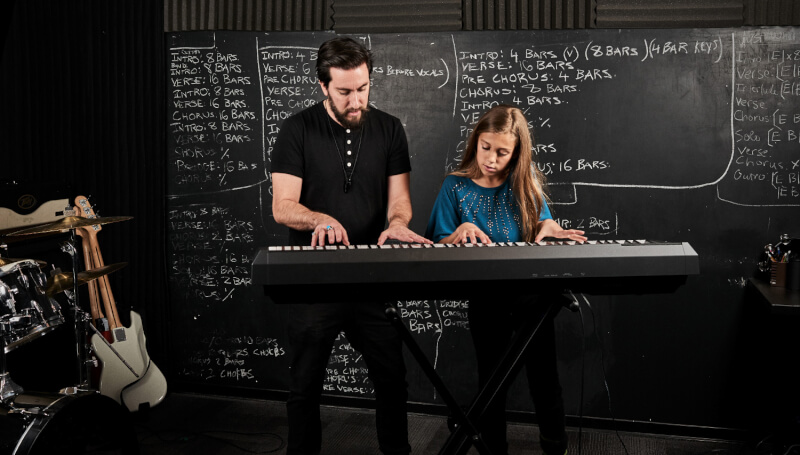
[4,389,798,454]
[124,392,794,455]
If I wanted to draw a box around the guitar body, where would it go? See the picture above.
[90,310,167,411]
[121,311,167,412]
[122,359,167,412]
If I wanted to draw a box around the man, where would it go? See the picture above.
[271,36,431,455]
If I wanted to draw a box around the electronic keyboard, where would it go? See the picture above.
[252,240,699,302]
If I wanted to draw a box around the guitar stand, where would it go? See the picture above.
[385,293,578,455]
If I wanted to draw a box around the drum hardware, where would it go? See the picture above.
[1,260,65,355]
[0,258,47,267]
[0,225,95,390]
[6,404,50,417]
[1,257,68,403]
[59,386,85,395]
[58,236,91,389]
[1,347,24,402]
[1,294,24,402]
[86,358,98,367]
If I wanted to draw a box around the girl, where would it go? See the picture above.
[425,105,586,455]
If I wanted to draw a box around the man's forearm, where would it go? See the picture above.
[273,199,328,231]
[387,197,413,228]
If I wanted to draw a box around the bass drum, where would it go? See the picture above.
[0,391,139,455]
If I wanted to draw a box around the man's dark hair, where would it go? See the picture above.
[316,37,373,86]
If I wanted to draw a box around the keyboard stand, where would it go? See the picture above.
[385,294,577,455]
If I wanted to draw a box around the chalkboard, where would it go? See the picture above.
[165,28,800,427]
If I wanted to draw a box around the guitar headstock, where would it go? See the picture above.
[74,195,102,235]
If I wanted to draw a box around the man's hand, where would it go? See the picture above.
[312,220,350,247]
[378,172,432,245]
[377,224,432,245]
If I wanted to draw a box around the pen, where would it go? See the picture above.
[764,244,776,261]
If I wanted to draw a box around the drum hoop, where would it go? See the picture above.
[14,420,37,455]
[0,260,39,277]
[9,393,79,455]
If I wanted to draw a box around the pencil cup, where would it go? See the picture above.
[785,261,800,290]
[770,262,787,287]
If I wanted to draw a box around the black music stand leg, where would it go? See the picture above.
[438,294,574,455]
[384,303,494,455]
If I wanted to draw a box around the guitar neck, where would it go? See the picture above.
[77,229,105,324]
[74,196,124,331]
[82,226,122,330]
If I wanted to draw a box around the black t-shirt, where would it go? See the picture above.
[272,102,411,245]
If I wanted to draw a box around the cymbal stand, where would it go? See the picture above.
[59,232,90,389]
[0,338,24,402]
[1,241,24,402]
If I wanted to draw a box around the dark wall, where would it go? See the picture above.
[164,28,799,434]
[0,0,169,380]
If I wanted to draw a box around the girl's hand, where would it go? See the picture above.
[448,222,492,244]
[535,219,587,243]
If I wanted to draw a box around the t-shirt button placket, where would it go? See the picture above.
[345,129,354,168]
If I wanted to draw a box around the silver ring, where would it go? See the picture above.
[326,225,333,231]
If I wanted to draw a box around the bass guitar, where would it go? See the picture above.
[75,195,167,411]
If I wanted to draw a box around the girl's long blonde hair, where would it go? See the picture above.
[452,105,549,242]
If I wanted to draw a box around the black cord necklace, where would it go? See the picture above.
[324,100,364,193]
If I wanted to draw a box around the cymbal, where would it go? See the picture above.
[6,216,133,236]
[0,257,47,267]
[45,262,128,296]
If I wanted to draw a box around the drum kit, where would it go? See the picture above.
[1,213,138,454]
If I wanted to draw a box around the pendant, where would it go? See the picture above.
[344,180,351,193]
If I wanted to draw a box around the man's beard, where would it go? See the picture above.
[329,99,369,129]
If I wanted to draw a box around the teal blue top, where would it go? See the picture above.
[425,175,552,243]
